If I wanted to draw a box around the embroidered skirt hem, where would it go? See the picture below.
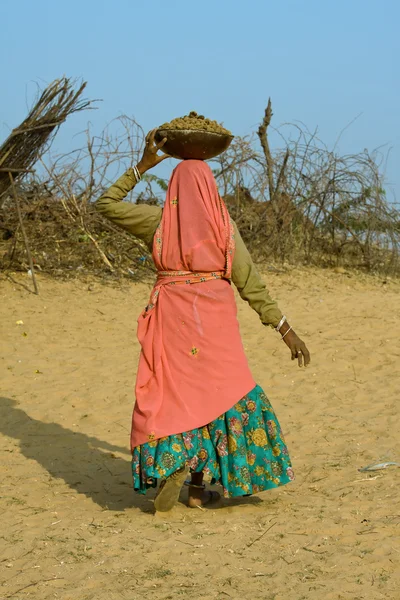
[131,384,294,499]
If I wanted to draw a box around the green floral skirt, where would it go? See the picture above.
[132,385,294,498]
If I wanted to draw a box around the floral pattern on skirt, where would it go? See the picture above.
[131,385,294,498]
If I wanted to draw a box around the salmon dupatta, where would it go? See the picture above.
[131,160,255,449]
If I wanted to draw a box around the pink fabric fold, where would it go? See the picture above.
[131,160,255,449]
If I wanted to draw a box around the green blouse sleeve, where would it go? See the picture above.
[231,220,283,328]
[94,168,162,250]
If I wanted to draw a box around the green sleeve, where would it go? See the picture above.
[94,168,162,250]
[231,221,283,328]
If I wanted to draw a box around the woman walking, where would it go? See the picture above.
[96,130,310,511]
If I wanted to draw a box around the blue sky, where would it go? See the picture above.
[1,0,399,200]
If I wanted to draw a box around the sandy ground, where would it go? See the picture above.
[0,267,399,600]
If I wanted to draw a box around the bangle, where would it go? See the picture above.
[132,165,141,183]
[281,326,293,340]
[131,166,138,183]
[275,315,287,332]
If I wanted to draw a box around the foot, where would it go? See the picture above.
[154,465,189,512]
[188,486,221,508]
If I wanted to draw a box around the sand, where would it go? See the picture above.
[0,267,399,600]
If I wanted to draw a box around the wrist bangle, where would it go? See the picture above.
[281,326,293,340]
[275,315,287,332]
[132,165,141,183]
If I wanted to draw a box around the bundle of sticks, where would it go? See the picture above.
[0,77,93,293]
[0,77,91,197]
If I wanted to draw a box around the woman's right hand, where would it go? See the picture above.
[281,327,311,367]
[137,129,170,175]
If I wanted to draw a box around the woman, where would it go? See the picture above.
[96,130,310,511]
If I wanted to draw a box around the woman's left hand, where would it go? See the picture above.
[282,329,311,367]
[137,129,170,175]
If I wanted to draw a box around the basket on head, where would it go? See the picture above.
[155,128,233,160]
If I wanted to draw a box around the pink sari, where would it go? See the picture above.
[131,160,255,449]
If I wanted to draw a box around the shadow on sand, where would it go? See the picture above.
[0,398,264,514]
[0,397,155,513]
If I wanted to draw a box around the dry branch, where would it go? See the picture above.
[274,149,290,198]
[0,77,93,198]
[8,172,39,294]
[257,98,276,202]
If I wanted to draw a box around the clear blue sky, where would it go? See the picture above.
[1,0,399,200]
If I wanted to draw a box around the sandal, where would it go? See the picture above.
[154,465,189,512]
[185,481,221,509]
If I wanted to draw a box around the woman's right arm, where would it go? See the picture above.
[231,220,311,367]
[231,220,283,328]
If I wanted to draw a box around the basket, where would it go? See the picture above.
[155,129,233,160]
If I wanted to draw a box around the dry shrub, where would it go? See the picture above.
[214,102,400,274]
[1,100,399,281]
[0,116,159,280]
